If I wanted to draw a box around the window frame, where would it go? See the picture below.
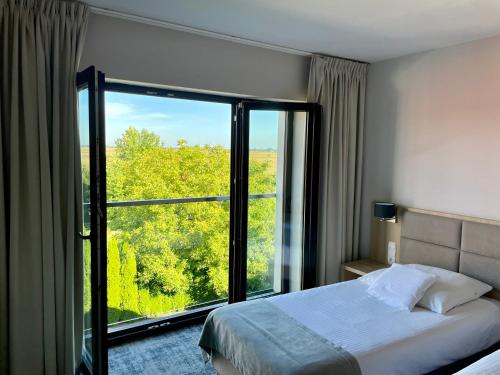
[77,68,108,375]
[236,101,321,302]
[102,81,320,344]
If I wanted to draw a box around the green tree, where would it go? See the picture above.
[120,242,140,320]
[107,238,121,323]
[93,126,278,323]
[83,241,92,323]
[115,127,162,159]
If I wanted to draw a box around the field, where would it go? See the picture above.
[80,147,277,176]
[249,151,277,174]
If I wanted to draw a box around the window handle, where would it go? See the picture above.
[78,231,92,240]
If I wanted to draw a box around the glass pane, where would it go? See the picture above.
[105,92,231,329]
[106,202,229,327]
[105,92,232,201]
[247,111,281,298]
[78,87,92,356]
[246,110,307,298]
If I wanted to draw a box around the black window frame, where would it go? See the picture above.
[77,68,108,375]
[236,101,321,300]
[94,81,320,345]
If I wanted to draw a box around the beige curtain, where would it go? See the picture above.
[0,0,89,374]
[307,55,367,285]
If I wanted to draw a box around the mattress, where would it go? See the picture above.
[266,279,500,375]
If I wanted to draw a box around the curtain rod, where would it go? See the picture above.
[314,53,368,65]
[89,6,369,65]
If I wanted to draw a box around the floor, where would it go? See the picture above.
[109,324,216,375]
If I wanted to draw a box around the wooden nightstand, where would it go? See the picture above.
[341,259,388,281]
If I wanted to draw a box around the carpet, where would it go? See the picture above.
[109,324,216,375]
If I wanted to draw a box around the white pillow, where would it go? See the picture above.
[367,263,437,310]
[406,264,492,313]
[359,268,386,285]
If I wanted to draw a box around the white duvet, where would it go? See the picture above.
[268,279,500,375]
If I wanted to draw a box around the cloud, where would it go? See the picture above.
[106,102,133,119]
[131,112,172,121]
[106,101,172,122]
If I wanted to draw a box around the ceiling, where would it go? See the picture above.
[84,0,500,62]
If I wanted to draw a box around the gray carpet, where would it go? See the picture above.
[109,324,216,375]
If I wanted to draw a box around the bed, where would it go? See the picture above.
[454,349,500,374]
[199,210,500,375]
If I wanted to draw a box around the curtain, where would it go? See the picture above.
[307,55,367,285]
[0,0,89,374]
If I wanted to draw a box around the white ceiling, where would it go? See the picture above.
[84,0,500,62]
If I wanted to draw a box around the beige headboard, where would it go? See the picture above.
[400,210,500,292]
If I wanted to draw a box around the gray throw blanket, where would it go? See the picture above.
[199,299,361,375]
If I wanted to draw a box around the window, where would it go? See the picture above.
[78,83,93,358]
[246,110,309,298]
[78,74,320,345]
[104,91,233,328]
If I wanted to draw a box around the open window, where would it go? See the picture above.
[77,67,108,375]
[234,101,321,302]
[76,74,321,359]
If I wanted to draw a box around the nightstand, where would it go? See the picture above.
[341,259,387,281]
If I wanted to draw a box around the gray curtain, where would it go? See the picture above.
[0,0,89,374]
[307,55,367,285]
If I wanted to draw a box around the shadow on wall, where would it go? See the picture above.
[359,62,400,258]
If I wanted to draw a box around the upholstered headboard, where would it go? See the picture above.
[400,210,500,292]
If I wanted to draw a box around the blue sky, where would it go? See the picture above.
[79,90,279,150]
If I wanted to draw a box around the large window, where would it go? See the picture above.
[79,76,320,347]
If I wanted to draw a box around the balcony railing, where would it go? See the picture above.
[106,193,276,207]
[84,193,276,209]
[86,192,278,328]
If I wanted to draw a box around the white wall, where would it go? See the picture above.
[361,35,500,257]
[80,14,310,100]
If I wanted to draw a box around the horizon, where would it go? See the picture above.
[79,145,278,151]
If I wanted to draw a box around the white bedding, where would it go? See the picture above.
[455,349,500,375]
[268,279,500,375]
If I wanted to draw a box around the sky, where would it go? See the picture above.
[79,90,279,150]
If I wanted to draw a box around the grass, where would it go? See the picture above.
[249,151,277,174]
